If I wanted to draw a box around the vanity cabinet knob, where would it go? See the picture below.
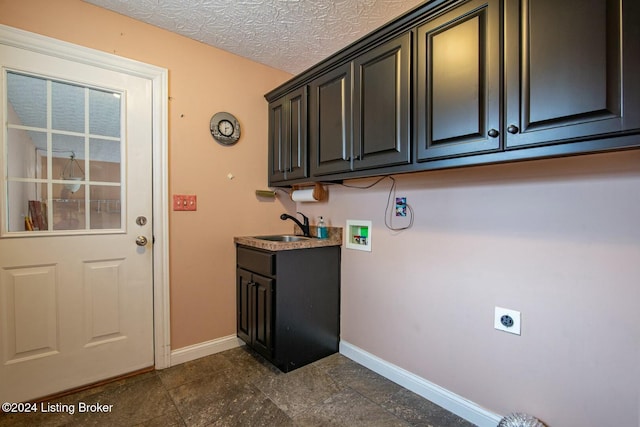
[488,128,499,138]
[507,125,519,134]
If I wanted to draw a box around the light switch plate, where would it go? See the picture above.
[173,194,197,211]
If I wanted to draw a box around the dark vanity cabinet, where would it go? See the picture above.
[236,245,340,372]
[268,86,308,185]
[309,32,412,177]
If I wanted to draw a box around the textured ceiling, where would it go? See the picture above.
[83,0,426,74]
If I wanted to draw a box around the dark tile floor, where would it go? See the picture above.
[0,346,475,426]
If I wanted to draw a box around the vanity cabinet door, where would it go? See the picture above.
[504,0,640,148]
[251,274,274,358]
[236,267,274,359]
[236,268,252,344]
[416,0,501,160]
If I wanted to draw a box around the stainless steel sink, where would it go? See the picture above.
[253,235,311,242]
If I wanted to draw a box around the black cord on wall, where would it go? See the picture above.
[339,175,414,231]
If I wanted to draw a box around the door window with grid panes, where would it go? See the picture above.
[3,71,124,234]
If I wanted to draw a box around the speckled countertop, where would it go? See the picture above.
[235,226,342,251]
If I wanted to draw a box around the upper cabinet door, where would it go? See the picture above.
[268,97,287,183]
[268,86,308,184]
[284,86,308,181]
[353,32,412,170]
[309,63,352,176]
[504,0,640,148]
[417,0,501,161]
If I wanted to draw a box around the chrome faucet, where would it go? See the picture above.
[280,212,311,237]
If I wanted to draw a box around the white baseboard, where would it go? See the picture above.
[340,341,502,427]
[169,335,244,367]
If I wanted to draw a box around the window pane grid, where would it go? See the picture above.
[4,71,124,235]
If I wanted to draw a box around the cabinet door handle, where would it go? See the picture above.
[507,125,519,134]
[488,129,499,138]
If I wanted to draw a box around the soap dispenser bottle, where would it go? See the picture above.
[317,216,328,239]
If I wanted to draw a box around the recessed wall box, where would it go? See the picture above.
[345,220,372,251]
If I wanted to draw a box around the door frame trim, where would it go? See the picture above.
[0,24,171,369]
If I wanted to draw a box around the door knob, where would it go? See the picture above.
[136,236,148,246]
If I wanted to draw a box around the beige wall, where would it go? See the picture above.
[0,0,295,348]
[300,150,640,426]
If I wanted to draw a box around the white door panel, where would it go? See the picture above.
[0,41,154,402]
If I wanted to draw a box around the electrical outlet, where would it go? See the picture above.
[395,197,407,217]
[494,306,521,335]
[173,194,197,211]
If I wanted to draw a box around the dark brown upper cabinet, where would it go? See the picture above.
[353,32,412,169]
[309,63,352,176]
[504,0,640,148]
[266,0,640,185]
[417,0,501,161]
[268,86,308,185]
[310,32,412,177]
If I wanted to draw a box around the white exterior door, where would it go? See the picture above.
[0,37,154,403]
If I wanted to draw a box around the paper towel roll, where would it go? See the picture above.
[291,188,318,202]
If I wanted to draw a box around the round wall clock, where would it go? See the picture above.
[210,112,241,145]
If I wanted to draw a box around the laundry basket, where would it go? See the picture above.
[498,412,547,427]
